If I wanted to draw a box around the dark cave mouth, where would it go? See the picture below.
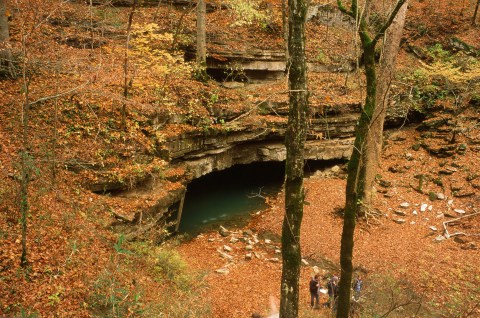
[175,159,344,236]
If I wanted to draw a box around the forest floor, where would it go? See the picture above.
[0,0,479,317]
[177,120,480,318]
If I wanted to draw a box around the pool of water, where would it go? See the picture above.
[177,160,344,236]
[178,162,285,235]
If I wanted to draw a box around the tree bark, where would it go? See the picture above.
[279,0,308,316]
[0,0,15,77]
[196,0,207,78]
[19,30,30,268]
[122,0,137,130]
[336,1,407,317]
[473,0,480,26]
[361,0,408,215]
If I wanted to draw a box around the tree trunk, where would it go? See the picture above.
[360,0,409,215]
[473,0,480,25]
[279,0,308,315]
[0,0,15,77]
[19,32,30,268]
[336,44,376,318]
[336,1,407,317]
[122,0,137,130]
[196,0,207,78]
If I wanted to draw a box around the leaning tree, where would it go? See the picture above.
[335,0,409,317]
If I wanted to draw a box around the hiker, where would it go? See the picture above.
[353,276,363,300]
[309,274,320,308]
[326,275,339,308]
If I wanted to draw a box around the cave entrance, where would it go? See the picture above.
[176,159,344,236]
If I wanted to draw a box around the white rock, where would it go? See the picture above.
[394,210,407,216]
[218,251,233,260]
[269,258,280,263]
[410,221,416,225]
[448,199,454,206]
[435,235,445,242]
[275,249,281,254]
[412,210,418,215]
[420,204,428,212]
[230,237,239,244]
[265,239,272,244]
[208,238,215,242]
[313,266,320,274]
[223,245,233,252]
[245,253,253,260]
[301,259,309,266]
[331,165,340,173]
[215,268,229,275]
[400,202,410,208]
[436,213,444,218]
[429,226,437,231]
[245,245,253,251]
[428,205,433,211]
[219,226,230,237]
[454,209,466,214]
[394,219,406,224]
[437,193,446,200]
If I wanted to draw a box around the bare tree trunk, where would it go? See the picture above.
[336,1,407,317]
[196,0,207,79]
[279,0,308,315]
[473,0,480,26]
[19,32,30,268]
[362,0,409,215]
[0,0,15,77]
[122,0,137,130]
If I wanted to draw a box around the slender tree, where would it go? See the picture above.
[0,0,15,77]
[196,0,207,79]
[19,13,31,269]
[473,0,479,26]
[335,1,408,317]
[122,0,137,130]
[279,0,308,315]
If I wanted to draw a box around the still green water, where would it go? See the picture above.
[177,160,341,235]
[177,162,285,235]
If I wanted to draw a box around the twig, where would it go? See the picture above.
[28,81,90,106]
[442,212,480,238]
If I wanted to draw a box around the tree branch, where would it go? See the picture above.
[28,81,90,107]
[372,0,407,46]
[337,0,354,18]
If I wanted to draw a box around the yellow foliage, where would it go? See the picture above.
[419,59,480,84]
[129,23,190,77]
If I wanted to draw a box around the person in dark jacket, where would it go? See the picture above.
[309,274,320,308]
[326,275,339,308]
